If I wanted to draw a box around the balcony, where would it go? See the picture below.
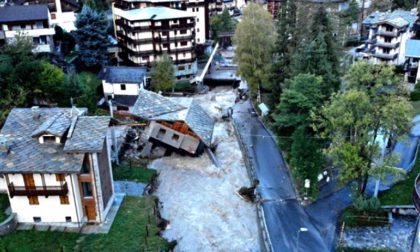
[8,182,68,198]
[376,30,399,37]
[374,52,398,60]
[376,41,400,49]
[413,174,420,212]
[4,28,55,38]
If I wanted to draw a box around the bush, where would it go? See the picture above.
[353,196,381,213]
[410,90,420,101]
[174,80,195,92]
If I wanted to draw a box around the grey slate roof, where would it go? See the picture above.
[0,108,87,174]
[150,97,215,146]
[130,89,186,119]
[99,66,147,84]
[406,39,420,58]
[0,5,49,23]
[363,9,418,28]
[63,117,111,153]
[31,113,72,138]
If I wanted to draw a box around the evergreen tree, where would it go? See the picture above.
[74,5,110,69]
[270,0,297,106]
[292,6,340,96]
[210,9,236,42]
[150,54,175,92]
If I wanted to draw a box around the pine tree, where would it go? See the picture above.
[150,54,175,92]
[74,5,110,68]
[270,0,297,106]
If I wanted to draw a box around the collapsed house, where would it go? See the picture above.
[122,89,215,156]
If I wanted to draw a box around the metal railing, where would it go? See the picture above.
[374,52,398,60]
[8,182,68,198]
[376,41,400,49]
[377,30,399,37]
[414,174,420,212]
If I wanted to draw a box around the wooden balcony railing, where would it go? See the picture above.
[413,174,420,212]
[8,182,68,198]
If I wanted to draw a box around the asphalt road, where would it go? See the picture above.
[233,100,328,252]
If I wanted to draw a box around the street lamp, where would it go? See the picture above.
[296,227,308,252]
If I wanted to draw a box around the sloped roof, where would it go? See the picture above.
[0,5,49,23]
[363,9,418,28]
[99,66,147,84]
[130,89,186,119]
[151,97,214,146]
[63,117,111,153]
[406,39,420,58]
[31,113,72,138]
[0,108,87,174]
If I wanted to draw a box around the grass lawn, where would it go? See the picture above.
[339,207,389,227]
[378,149,420,205]
[412,100,420,116]
[113,164,157,183]
[0,194,10,223]
[0,196,169,252]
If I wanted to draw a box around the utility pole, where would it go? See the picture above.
[108,100,119,165]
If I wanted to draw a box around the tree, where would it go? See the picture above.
[210,9,236,42]
[272,74,326,196]
[292,6,341,97]
[341,0,359,26]
[233,3,276,100]
[392,0,415,9]
[270,0,297,106]
[150,54,175,92]
[313,62,412,195]
[36,61,66,101]
[74,5,110,68]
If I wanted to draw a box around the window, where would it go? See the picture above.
[383,48,390,54]
[197,18,199,22]
[157,128,166,139]
[174,30,178,35]
[33,217,41,222]
[162,31,168,36]
[81,182,93,197]
[183,52,186,57]
[180,30,187,34]
[163,43,169,48]
[197,28,200,32]
[172,134,180,141]
[385,37,392,43]
[197,38,200,42]
[66,216,72,222]
[181,41,187,46]
[196,7,199,12]
[178,65,185,71]
[43,136,56,142]
[60,195,70,205]
[175,42,178,47]
[142,56,149,61]
[56,174,65,182]
[121,84,126,90]
[51,13,56,19]
[28,196,39,205]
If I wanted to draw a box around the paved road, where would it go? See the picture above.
[233,100,328,252]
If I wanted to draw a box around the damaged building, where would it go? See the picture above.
[123,89,214,156]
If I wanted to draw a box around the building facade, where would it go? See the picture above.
[113,6,198,77]
[360,9,418,65]
[0,5,55,53]
[0,107,114,226]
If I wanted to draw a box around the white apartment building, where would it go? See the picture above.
[0,5,55,53]
[113,6,198,77]
[0,107,114,226]
[113,0,209,45]
[360,9,418,65]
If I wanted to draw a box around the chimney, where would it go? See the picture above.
[0,135,10,154]
[31,106,40,119]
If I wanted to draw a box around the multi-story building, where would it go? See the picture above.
[360,9,418,65]
[6,0,79,31]
[0,107,114,226]
[113,0,209,45]
[0,5,55,52]
[113,6,198,78]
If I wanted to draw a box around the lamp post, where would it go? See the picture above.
[296,227,308,252]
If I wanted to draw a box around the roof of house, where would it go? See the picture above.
[134,93,215,146]
[130,89,186,118]
[0,108,110,174]
[406,39,420,58]
[63,116,110,153]
[99,66,147,84]
[115,6,195,21]
[110,95,139,108]
[0,5,49,23]
[363,9,418,28]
